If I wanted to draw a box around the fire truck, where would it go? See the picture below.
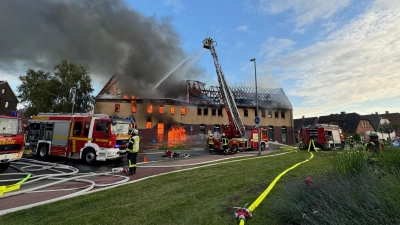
[203,37,269,153]
[0,115,24,172]
[25,113,133,165]
[299,124,345,150]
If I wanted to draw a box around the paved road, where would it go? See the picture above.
[0,144,284,215]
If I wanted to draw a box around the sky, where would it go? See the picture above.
[1,0,399,119]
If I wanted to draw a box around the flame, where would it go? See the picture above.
[157,123,164,142]
[131,95,135,99]
[131,105,136,113]
[170,107,175,115]
[146,122,152,129]
[159,106,164,114]
[168,126,186,142]
[181,107,186,115]
[123,95,128,99]
[148,105,153,113]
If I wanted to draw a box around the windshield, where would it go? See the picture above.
[0,117,22,135]
[111,120,132,135]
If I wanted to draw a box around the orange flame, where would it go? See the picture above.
[168,126,186,142]
[147,105,153,113]
[157,123,164,142]
[123,95,128,99]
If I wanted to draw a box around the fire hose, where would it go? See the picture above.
[234,142,317,224]
[0,158,130,199]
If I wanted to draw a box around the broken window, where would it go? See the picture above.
[170,107,175,115]
[218,109,223,116]
[203,108,208,116]
[159,106,164,114]
[197,108,202,116]
[181,107,186,115]
[244,109,248,117]
[211,108,216,116]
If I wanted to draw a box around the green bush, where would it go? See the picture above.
[327,150,369,176]
[270,171,400,225]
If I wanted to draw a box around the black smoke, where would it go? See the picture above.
[0,0,204,98]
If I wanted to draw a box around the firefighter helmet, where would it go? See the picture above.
[131,129,139,135]
[209,134,213,137]
[222,133,225,136]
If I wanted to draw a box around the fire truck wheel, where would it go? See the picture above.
[261,143,266,151]
[231,144,239,153]
[82,148,97,165]
[0,162,10,173]
[37,144,49,159]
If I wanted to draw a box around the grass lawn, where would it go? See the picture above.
[1,150,338,225]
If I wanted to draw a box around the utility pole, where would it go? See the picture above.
[250,58,261,155]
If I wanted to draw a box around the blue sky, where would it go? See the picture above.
[2,0,400,119]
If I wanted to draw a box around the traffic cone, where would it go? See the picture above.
[143,155,149,162]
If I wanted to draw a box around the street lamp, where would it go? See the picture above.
[250,58,261,155]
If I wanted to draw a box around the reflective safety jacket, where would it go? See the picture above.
[208,136,214,145]
[127,135,140,153]
[221,137,228,146]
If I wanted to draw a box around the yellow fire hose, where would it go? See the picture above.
[0,173,31,196]
[237,141,317,224]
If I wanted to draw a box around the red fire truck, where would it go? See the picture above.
[25,113,133,165]
[203,37,269,153]
[0,115,24,172]
[300,124,345,150]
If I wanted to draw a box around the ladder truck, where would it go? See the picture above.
[203,37,269,153]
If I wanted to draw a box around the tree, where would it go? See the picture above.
[17,59,95,117]
[377,122,398,140]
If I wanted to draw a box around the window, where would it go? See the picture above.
[157,123,164,141]
[211,108,216,116]
[199,124,206,135]
[181,107,186,115]
[146,121,152,129]
[170,107,175,115]
[131,104,136,113]
[147,105,153,113]
[244,109,248,117]
[203,108,208,116]
[1,89,4,94]
[281,111,285,119]
[218,109,223,116]
[268,110,272,118]
[159,106,164,114]
[274,111,279,118]
[268,126,274,141]
[261,109,266,118]
[5,101,9,108]
[73,122,83,136]
[197,108,202,116]
[254,109,258,117]
[281,126,287,142]
[83,122,90,136]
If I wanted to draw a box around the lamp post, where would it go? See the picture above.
[250,58,261,155]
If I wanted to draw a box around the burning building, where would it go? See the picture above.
[94,77,294,147]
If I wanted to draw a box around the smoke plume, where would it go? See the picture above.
[0,0,204,98]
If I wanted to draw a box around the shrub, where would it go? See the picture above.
[270,171,400,225]
[327,150,369,177]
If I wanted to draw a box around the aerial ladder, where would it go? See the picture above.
[203,37,248,139]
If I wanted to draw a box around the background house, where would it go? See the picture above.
[0,81,19,116]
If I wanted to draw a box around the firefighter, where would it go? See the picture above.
[208,134,214,153]
[221,133,229,155]
[126,128,140,176]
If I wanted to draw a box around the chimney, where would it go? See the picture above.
[386,111,389,114]
[375,112,378,115]
[340,111,345,115]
